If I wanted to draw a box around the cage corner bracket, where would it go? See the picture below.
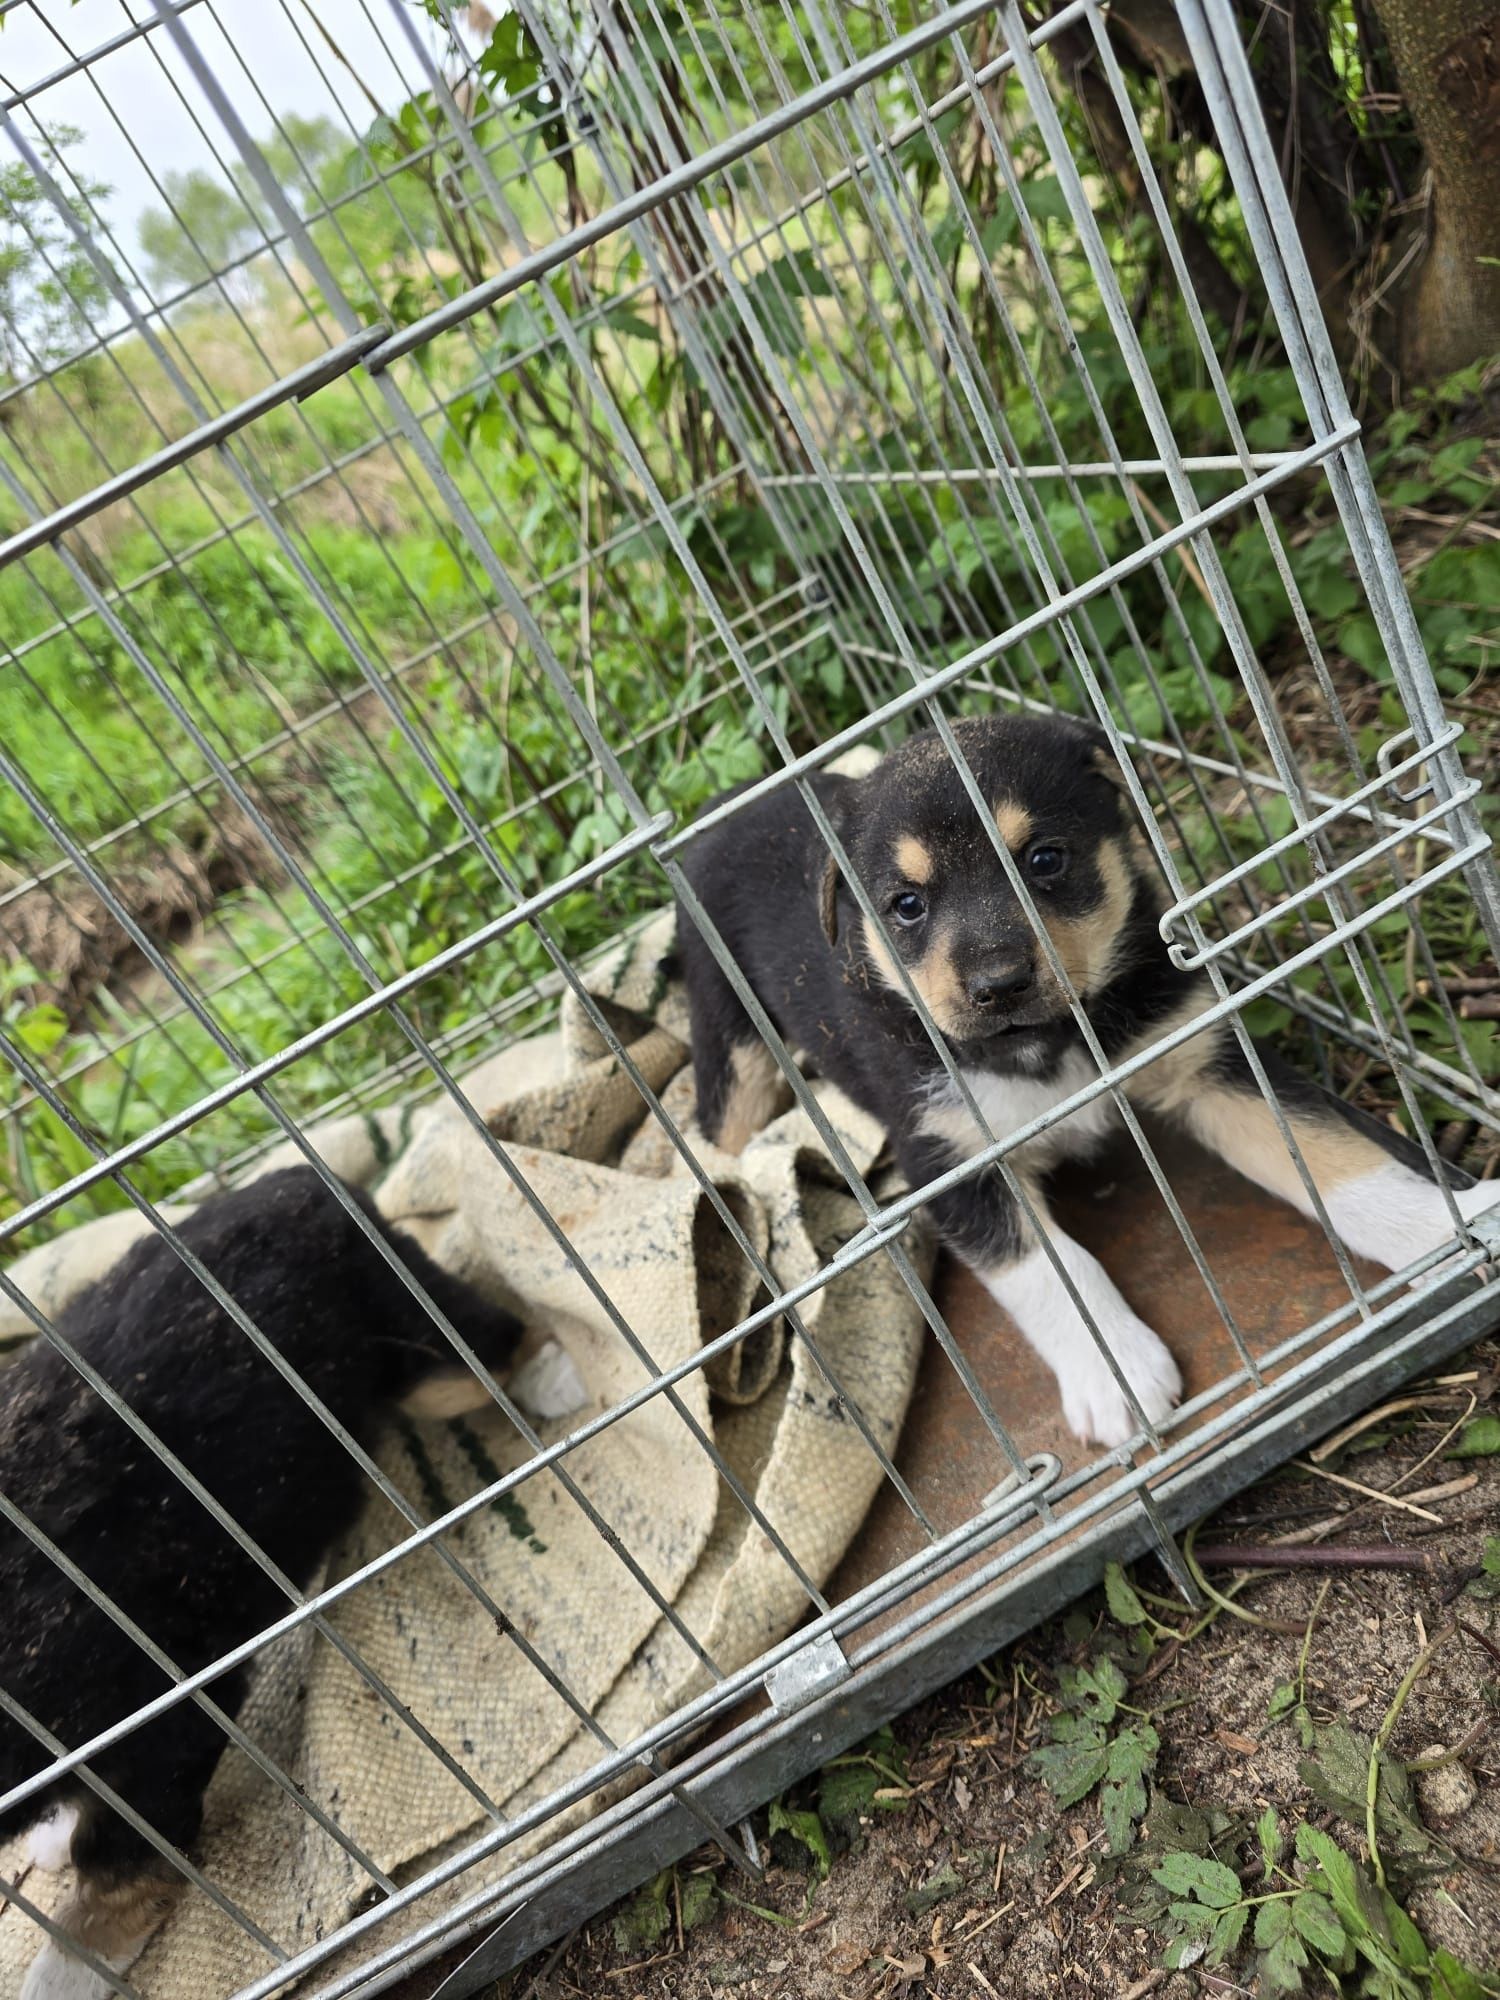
[765,1632,851,1715]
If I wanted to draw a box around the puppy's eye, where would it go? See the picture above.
[890,890,927,925]
[1027,843,1067,880]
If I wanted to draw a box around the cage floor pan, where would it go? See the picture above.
[830,1119,1386,1614]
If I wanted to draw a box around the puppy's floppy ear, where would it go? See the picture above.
[1073,715,1133,797]
[815,798,850,946]
[819,846,843,945]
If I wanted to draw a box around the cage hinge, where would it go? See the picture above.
[765,1632,850,1715]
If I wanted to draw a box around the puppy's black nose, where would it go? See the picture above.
[968,960,1032,1008]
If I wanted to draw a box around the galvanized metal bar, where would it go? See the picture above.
[0,0,208,115]
[1175,0,1500,966]
[360,0,1098,371]
[758,456,1311,483]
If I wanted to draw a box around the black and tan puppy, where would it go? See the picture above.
[676,713,1499,1446]
[0,1166,523,1999]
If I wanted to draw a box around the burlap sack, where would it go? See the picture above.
[0,885,929,1998]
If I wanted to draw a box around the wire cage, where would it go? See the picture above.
[0,0,1497,1994]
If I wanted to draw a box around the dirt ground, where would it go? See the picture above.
[486,1337,1500,2000]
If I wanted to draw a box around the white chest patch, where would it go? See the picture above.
[917,1046,1118,1172]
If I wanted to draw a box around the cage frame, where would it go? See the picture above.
[0,0,1497,1994]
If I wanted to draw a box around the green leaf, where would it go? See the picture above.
[768,1799,831,1878]
[817,1759,879,1827]
[1102,1719,1159,1847]
[1380,1890,1429,1970]
[1165,1900,1219,1940]
[1102,1781,1136,1855]
[1482,1537,1500,1578]
[818,1729,908,1827]
[1295,1824,1371,1938]
[1029,1725,1110,1808]
[1256,1806,1282,1878]
[1262,1932,1311,1995]
[1106,1722,1160,1785]
[1292,1890,1346,1956]
[680,1872,717,1932]
[1447,1415,1500,1458]
[1267,1682,1299,1721]
[1255,1898,1293,1947]
[904,1860,966,1914]
[1058,1654,1128,1722]
[1142,1794,1213,1855]
[1209,1903,1249,1964]
[1300,1723,1430,1854]
[1104,1561,1149,1627]
[1151,1852,1242,1908]
[1432,1948,1500,1998]
[612,1868,672,1950]
[1342,613,1389,679]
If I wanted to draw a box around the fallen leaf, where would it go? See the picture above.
[1215,1729,1260,1756]
[825,1942,869,1975]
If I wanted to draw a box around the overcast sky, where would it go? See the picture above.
[1,0,454,248]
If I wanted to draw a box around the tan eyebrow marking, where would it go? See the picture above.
[994,801,1033,849]
[893,834,934,884]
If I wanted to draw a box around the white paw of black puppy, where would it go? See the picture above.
[509,1337,589,1422]
[22,1943,137,2000]
[1059,1310,1183,1450]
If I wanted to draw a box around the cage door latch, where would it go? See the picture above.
[766,1632,851,1715]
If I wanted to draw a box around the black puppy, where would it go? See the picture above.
[0,1166,523,1998]
[676,713,1499,1445]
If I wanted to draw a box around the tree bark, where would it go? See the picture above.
[1365,0,1500,382]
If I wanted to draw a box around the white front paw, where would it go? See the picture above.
[21,1942,125,2000]
[981,1240,1182,1449]
[1060,1313,1182,1448]
[508,1338,589,1422]
[26,1805,78,1873]
[1456,1179,1500,1236]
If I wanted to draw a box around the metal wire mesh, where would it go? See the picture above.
[0,0,1498,1994]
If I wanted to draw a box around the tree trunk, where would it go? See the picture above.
[1366,0,1500,382]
